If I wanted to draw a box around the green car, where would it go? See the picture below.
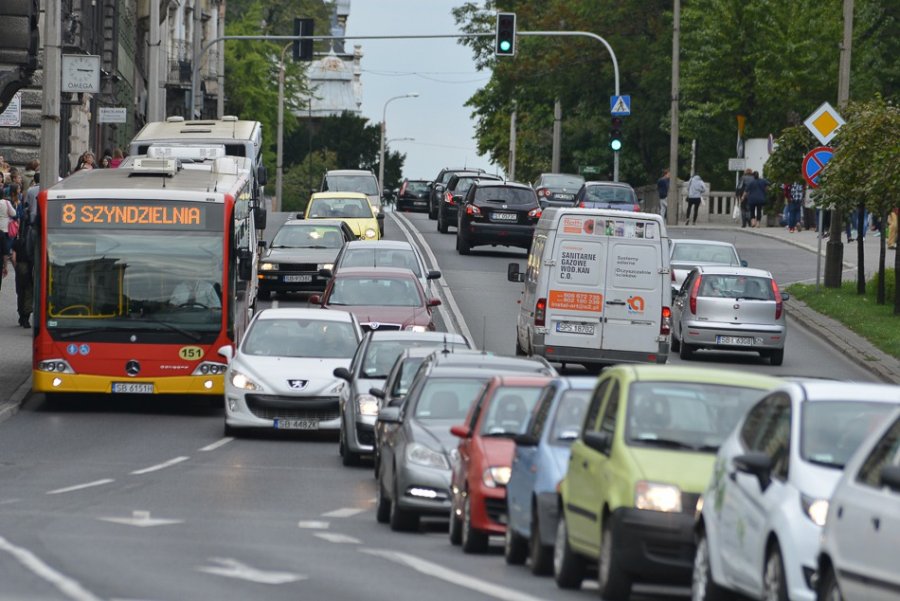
[554,365,780,599]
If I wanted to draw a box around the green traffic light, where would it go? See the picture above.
[499,40,511,52]
[610,139,622,151]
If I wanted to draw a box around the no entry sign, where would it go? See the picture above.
[802,146,834,189]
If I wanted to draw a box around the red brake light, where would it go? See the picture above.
[772,279,783,319]
[578,201,586,208]
[541,188,551,197]
[633,204,641,211]
[445,192,454,205]
[661,307,672,336]
[689,276,702,314]
[466,204,481,217]
[535,298,547,327]
[528,208,542,219]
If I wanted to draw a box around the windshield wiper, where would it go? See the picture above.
[140,313,202,341]
[57,328,112,340]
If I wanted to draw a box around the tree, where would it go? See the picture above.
[282,149,338,213]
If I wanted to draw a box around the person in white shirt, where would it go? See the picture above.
[169,279,221,309]
[685,173,706,225]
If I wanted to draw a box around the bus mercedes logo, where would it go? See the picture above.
[369,322,380,330]
[126,360,141,377]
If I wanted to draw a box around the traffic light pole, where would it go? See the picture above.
[40,0,62,185]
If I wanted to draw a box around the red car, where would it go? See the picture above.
[310,267,441,333]
[449,375,553,553]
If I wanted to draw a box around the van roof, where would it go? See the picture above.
[538,207,667,229]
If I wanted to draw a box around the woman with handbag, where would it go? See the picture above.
[0,189,17,281]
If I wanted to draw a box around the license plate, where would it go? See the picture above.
[111,382,154,394]
[554,194,574,200]
[556,321,595,335]
[413,201,426,206]
[274,418,319,430]
[491,212,517,221]
[716,336,753,346]
[284,274,312,283]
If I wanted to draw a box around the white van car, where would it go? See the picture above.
[507,208,671,372]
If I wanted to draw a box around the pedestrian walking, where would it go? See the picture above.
[0,187,17,281]
[786,182,803,233]
[737,168,754,228]
[685,173,706,225]
[12,194,33,327]
[656,169,670,221]
[746,171,769,228]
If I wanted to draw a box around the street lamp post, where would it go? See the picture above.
[378,93,419,194]
[275,42,292,213]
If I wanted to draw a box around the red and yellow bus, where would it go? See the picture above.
[33,155,259,397]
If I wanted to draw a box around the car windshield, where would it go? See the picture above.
[413,378,487,421]
[325,175,379,196]
[391,357,427,396]
[473,187,537,206]
[672,243,738,265]
[339,248,421,276]
[549,390,592,444]
[308,198,373,219]
[801,401,896,469]
[241,318,358,358]
[698,275,773,300]
[404,181,429,195]
[625,382,767,451]
[481,386,545,436]
[328,276,422,307]
[272,224,344,249]
[583,185,636,204]
[362,340,459,378]
[543,175,584,188]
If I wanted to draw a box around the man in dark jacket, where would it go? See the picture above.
[746,171,770,228]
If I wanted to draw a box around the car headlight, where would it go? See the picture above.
[357,394,380,417]
[230,370,260,391]
[407,443,450,470]
[801,494,828,527]
[483,466,512,488]
[404,325,427,332]
[317,263,334,271]
[364,228,377,239]
[326,381,345,395]
[260,262,278,271]
[634,481,682,512]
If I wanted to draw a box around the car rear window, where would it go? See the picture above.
[404,181,429,195]
[324,175,378,196]
[698,275,773,300]
[308,197,373,219]
[584,186,636,204]
[340,248,421,276]
[329,276,422,307]
[474,187,537,206]
[543,175,584,188]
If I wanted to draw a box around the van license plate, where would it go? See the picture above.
[274,418,319,430]
[284,275,312,283]
[111,383,154,394]
[716,336,753,346]
[491,212,517,221]
[556,322,595,335]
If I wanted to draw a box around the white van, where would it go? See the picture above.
[507,208,671,372]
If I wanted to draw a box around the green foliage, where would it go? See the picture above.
[281,149,338,213]
[764,125,818,185]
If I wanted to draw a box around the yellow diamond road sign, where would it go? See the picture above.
[804,101,845,145]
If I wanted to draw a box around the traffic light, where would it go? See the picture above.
[293,18,314,61]
[610,117,623,151]
[0,0,40,112]
[495,12,516,56]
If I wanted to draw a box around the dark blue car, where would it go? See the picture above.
[574,181,641,212]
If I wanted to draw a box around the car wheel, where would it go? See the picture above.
[764,544,789,601]
[375,476,391,524]
[515,335,526,357]
[817,563,843,601]
[461,495,488,553]
[692,530,728,601]
[449,501,463,546]
[339,428,360,467]
[456,233,471,255]
[438,211,449,234]
[768,348,785,366]
[670,331,681,352]
[597,519,631,600]
[553,514,585,589]
[223,422,238,438]
[258,289,271,301]
[428,202,437,220]
[389,479,419,532]
[530,511,553,576]
[504,525,528,565]
[679,338,695,360]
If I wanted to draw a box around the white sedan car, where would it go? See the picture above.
[693,380,900,601]
[817,408,900,601]
[221,308,363,436]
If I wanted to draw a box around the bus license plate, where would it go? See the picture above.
[716,335,753,346]
[284,275,312,283]
[491,212,517,221]
[274,418,319,430]
[111,382,155,394]
[556,322,595,335]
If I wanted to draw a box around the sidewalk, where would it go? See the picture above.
[0,271,33,421]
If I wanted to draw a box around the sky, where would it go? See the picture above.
[345,0,496,181]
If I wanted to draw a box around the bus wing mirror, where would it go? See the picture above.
[507,263,525,283]
[253,207,267,230]
[238,261,252,282]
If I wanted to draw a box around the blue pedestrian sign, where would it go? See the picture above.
[802,146,833,189]
[610,95,631,116]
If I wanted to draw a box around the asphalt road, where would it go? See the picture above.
[0,210,879,601]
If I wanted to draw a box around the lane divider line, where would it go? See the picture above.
[0,535,103,601]
[313,532,361,545]
[46,479,115,495]
[321,507,365,518]
[198,438,233,452]
[389,211,474,344]
[297,520,330,530]
[130,456,190,475]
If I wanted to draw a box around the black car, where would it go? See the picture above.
[257,219,356,299]
[428,166,486,220]
[573,181,641,211]
[533,173,585,208]
[455,181,542,255]
[437,172,502,234]
[397,179,431,212]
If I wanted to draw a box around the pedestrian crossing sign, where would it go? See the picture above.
[610,95,631,116]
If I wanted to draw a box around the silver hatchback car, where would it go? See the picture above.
[671,265,788,365]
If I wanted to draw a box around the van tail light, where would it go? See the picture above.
[661,307,672,336]
[671,270,676,282]
[689,276,702,315]
[535,298,547,327]
[772,279,783,319]
[528,208,542,219]
[633,204,641,211]
[445,192,455,205]
[466,204,481,217]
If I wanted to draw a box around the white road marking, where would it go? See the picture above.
[98,510,184,528]
[130,456,190,475]
[314,532,361,544]
[46,479,114,495]
[321,507,365,518]
[360,548,550,601]
[0,535,103,601]
[198,438,233,452]
[297,520,330,530]
[196,557,306,584]
[271,299,280,309]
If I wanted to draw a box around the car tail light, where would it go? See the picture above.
[633,204,641,211]
[399,181,407,195]
[772,279,783,319]
[578,201,586,208]
[444,192,455,205]
[661,307,672,336]
[535,298,547,327]
[466,204,481,217]
[528,208,542,219]
[689,276,702,314]
[671,270,676,282]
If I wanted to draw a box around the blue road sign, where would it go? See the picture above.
[610,95,631,116]
[802,146,833,189]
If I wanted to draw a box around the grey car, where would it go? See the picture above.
[669,238,747,291]
[330,239,441,298]
[533,173,585,208]
[671,265,789,365]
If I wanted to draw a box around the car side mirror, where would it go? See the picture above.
[740,260,749,267]
[507,263,525,283]
[583,430,612,455]
[238,260,252,282]
[318,268,333,278]
[781,292,791,301]
[426,270,442,280]
[880,465,900,493]
[427,298,442,307]
[309,294,322,305]
[733,452,773,491]
[258,240,267,250]
[514,433,539,447]
[376,213,385,220]
[333,367,352,382]
[377,406,401,424]
[217,345,234,363]
[434,184,445,193]
[296,212,305,220]
[253,206,267,230]
[369,387,386,399]
[450,424,471,438]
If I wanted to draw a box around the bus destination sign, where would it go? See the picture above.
[49,200,211,230]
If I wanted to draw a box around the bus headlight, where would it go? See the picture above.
[364,228,377,239]
[193,362,228,376]
[37,359,75,374]
[260,262,278,271]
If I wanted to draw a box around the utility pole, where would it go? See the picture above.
[508,102,517,181]
[825,0,853,287]
[667,0,681,227]
[40,0,61,185]
[551,99,561,172]
[274,42,291,213]
[217,4,225,118]
[147,0,161,121]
